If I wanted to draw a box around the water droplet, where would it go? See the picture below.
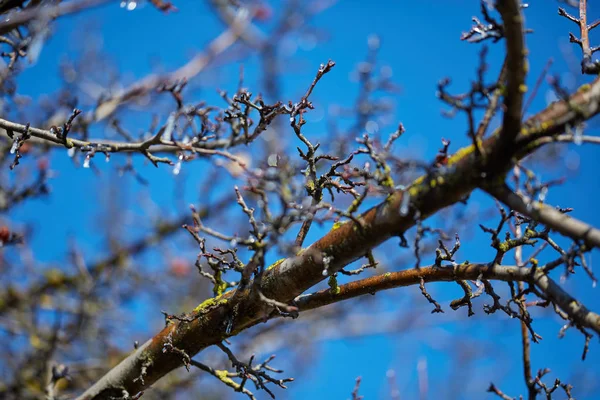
[574,124,583,146]
[105,154,110,163]
[173,161,182,175]
[230,239,238,247]
[267,153,278,167]
[68,148,76,157]
[538,186,548,203]
[593,280,597,288]
[381,65,393,79]
[367,34,380,50]
[83,156,91,168]
[9,141,18,154]
[365,120,379,134]
[399,191,411,216]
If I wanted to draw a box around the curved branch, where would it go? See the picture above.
[295,263,600,335]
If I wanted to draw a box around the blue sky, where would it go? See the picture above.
[6,1,600,399]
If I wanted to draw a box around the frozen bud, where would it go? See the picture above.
[538,186,548,203]
[399,191,411,216]
[9,140,18,154]
[121,1,137,11]
[574,124,583,146]
[365,120,379,134]
[267,153,279,167]
[173,161,182,175]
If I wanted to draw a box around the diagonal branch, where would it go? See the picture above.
[76,66,600,400]
[487,184,600,249]
[294,263,600,335]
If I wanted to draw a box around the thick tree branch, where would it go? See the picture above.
[492,0,526,165]
[294,263,600,335]
[76,70,600,399]
[75,68,600,400]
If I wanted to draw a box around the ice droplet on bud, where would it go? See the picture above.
[9,141,18,154]
[399,191,411,216]
[267,153,278,167]
[83,156,91,168]
[538,186,548,203]
[173,153,184,175]
[574,124,583,146]
[173,161,182,175]
[120,1,137,11]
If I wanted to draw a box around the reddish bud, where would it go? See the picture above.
[254,5,272,21]
[19,142,32,154]
[0,226,9,243]
[169,258,190,277]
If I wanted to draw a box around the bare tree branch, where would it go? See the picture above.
[488,184,600,249]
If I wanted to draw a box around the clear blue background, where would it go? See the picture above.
[7,1,600,399]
